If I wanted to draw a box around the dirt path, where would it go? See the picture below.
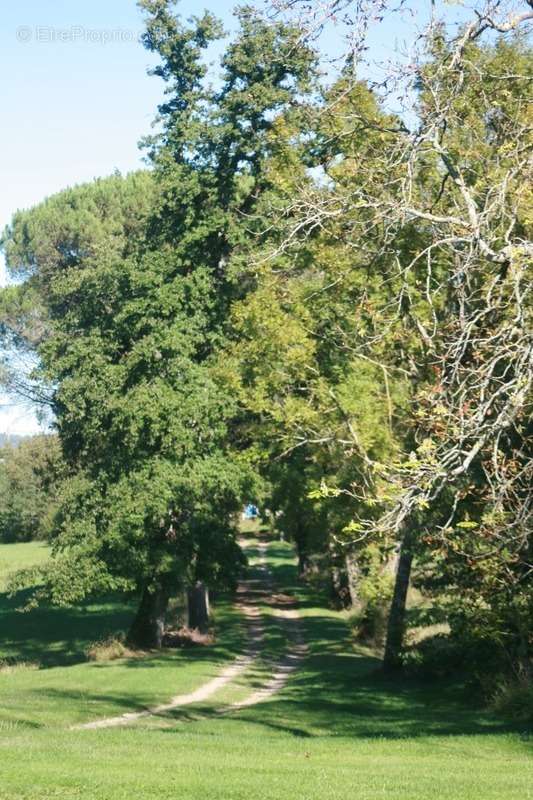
[74,537,305,730]
[228,541,307,710]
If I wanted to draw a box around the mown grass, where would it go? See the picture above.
[0,542,246,728]
[0,538,531,800]
[0,540,50,590]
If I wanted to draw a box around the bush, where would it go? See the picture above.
[85,635,138,662]
[403,630,533,721]
[0,658,39,674]
[349,544,395,647]
[351,602,390,648]
[403,633,465,678]
[491,674,533,723]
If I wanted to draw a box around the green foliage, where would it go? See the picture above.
[228,31,532,677]
[491,675,533,724]
[1,171,155,281]
[0,538,530,800]
[349,544,394,645]
[0,6,319,641]
[223,72,413,620]
[0,0,530,685]
[0,171,156,408]
[416,513,533,689]
[0,435,65,543]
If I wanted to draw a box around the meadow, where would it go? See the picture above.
[0,537,531,800]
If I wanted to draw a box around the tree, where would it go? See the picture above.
[2,3,318,648]
[262,0,533,671]
[0,170,155,412]
[0,434,64,543]
[222,74,410,620]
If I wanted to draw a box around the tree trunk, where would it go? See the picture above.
[383,533,413,672]
[330,564,350,608]
[297,550,309,578]
[187,581,210,631]
[294,521,308,578]
[127,584,169,649]
[345,549,363,610]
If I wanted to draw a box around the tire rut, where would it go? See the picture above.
[74,537,305,730]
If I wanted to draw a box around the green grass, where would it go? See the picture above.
[0,540,50,590]
[0,542,246,727]
[0,539,531,799]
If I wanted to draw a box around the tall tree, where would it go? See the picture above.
[2,3,318,647]
[262,0,533,670]
[224,75,409,616]
[0,434,64,543]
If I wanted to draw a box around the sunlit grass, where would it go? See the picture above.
[0,538,531,799]
[0,540,50,590]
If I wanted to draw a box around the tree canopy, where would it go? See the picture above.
[0,0,530,690]
[1,2,319,647]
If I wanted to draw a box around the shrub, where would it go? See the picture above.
[351,602,390,648]
[85,635,138,662]
[403,633,465,678]
[491,673,533,723]
[0,658,40,674]
[162,626,214,647]
[349,545,394,648]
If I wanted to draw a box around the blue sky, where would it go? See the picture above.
[0,0,227,433]
[0,0,465,434]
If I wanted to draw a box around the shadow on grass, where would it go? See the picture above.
[2,533,527,744]
[0,588,245,671]
[0,531,258,676]
[0,589,135,668]
[158,610,525,741]
[197,534,528,742]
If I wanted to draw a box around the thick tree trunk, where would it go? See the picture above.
[383,534,413,673]
[187,581,210,631]
[345,549,363,610]
[294,521,308,578]
[127,584,169,649]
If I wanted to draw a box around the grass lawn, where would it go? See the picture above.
[0,542,246,727]
[0,541,50,590]
[0,539,531,799]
